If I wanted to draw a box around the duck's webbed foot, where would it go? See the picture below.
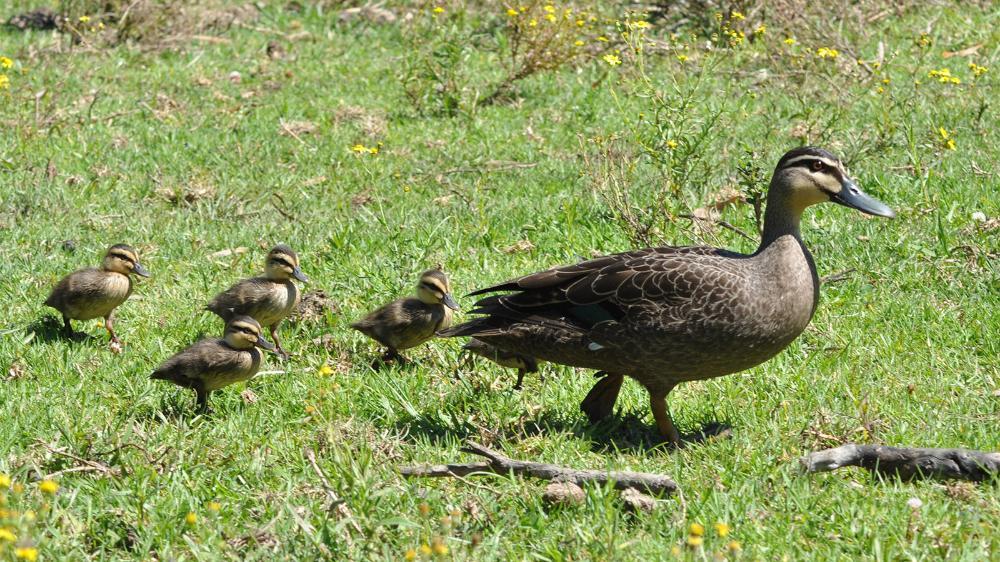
[105,315,123,353]
[580,372,625,423]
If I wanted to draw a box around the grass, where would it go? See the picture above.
[1,1,998,560]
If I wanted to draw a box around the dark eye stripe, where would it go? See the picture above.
[271,257,294,268]
[111,252,135,262]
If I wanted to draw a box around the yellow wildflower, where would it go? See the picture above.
[14,548,38,561]
[350,144,368,153]
[783,37,796,45]
[754,24,766,35]
[714,12,723,21]
[730,11,745,20]
[0,474,10,488]
[529,18,537,26]
[318,364,334,376]
[0,57,11,69]
[969,62,988,77]
[666,139,679,149]
[38,480,59,495]
[0,75,9,90]
[938,127,956,150]
[79,15,91,23]
[816,47,839,59]
[543,5,555,12]
[633,20,650,29]
[714,522,730,537]
[602,54,621,66]
[431,537,448,555]
[576,19,584,26]
[432,6,444,14]
[0,528,16,542]
[404,549,417,561]
[23,510,34,520]
[929,68,960,84]
[419,544,432,555]
[545,13,556,22]
[574,40,584,46]
[506,8,518,17]
[207,501,221,512]
[676,54,688,63]
[185,512,198,525]
[876,86,885,94]
[728,541,743,552]
[597,36,608,42]
[689,523,705,536]
[686,535,704,547]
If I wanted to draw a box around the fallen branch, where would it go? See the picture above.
[801,444,1000,482]
[399,441,677,495]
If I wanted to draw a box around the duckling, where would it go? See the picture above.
[150,315,275,413]
[441,147,895,446]
[44,243,150,348]
[206,244,308,358]
[351,269,460,362]
[463,338,540,390]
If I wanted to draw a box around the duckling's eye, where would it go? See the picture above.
[272,258,293,269]
[811,160,825,172]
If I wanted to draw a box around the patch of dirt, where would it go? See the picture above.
[155,180,217,205]
[279,120,318,137]
[338,5,397,25]
[333,105,387,139]
[293,290,340,322]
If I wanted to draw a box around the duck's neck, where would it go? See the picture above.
[758,185,806,251]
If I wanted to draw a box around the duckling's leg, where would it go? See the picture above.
[514,369,526,390]
[649,389,681,447]
[269,322,289,359]
[382,348,403,363]
[194,382,211,414]
[580,372,625,423]
[104,314,121,345]
[61,315,74,337]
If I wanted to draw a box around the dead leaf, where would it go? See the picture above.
[620,488,658,513]
[542,482,585,506]
[279,120,318,137]
[208,247,248,260]
[241,389,259,404]
[943,44,983,58]
[503,239,535,254]
[350,192,373,207]
[339,6,397,24]
[303,176,326,188]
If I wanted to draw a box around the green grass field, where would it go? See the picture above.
[1,1,998,560]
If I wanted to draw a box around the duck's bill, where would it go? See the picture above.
[292,267,309,283]
[132,262,151,277]
[830,179,896,218]
[255,337,276,351]
[442,293,460,311]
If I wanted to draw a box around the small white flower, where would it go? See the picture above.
[971,211,987,222]
[907,497,923,510]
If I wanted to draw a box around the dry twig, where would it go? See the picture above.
[802,444,1000,482]
[399,441,678,495]
[305,449,363,539]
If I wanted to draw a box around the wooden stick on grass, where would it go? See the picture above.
[801,444,1000,482]
[399,441,678,495]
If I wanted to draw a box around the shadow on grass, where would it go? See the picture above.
[394,405,732,455]
[26,315,96,344]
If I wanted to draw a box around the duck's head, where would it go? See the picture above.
[223,315,276,351]
[771,147,895,218]
[416,269,459,311]
[101,244,151,277]
[264,244,308,283]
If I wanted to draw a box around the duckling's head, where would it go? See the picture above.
[264,244,309,283]
[416,269,460,310]
[771,147,895,218]
[101,244,151,277]
[223,315,276,351]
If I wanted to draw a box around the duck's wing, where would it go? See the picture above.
[206,277,272,319]
[439,245,743,340]
[44,268,102,309]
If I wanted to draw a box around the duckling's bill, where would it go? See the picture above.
[829,179,895,219]
[255,335,276,351]
[292,266,309,283]
[442,292,460,311]
[133,262,151,277]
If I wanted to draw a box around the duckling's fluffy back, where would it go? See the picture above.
[206,276,299,327]
[45,267,132,320]
[151,338,262,392]
[351,297,452,351]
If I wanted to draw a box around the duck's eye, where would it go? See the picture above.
[811,160,825,172]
